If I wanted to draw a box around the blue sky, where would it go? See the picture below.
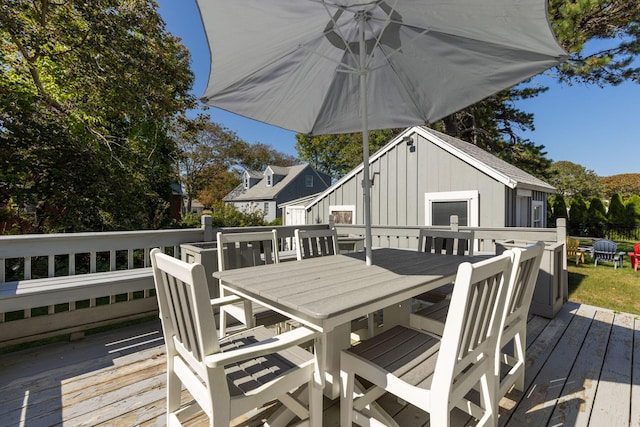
[156,0,639,177]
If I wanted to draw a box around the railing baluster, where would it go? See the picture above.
[90,252,96,273]
[0,258,5,283]
[110,250,116,271]
[25,256,32,280]
[69,253,75,275]
[128,249,134,270]
[48,255,55,278]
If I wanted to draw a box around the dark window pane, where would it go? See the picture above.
[432,201,468,226]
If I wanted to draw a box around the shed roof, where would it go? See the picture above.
[421,127,555,192]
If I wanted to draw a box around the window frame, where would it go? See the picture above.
[424,190,479,227]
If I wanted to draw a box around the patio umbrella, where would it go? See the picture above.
[196,0,567,265]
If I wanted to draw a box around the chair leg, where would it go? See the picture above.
[513,331,526,392]
[166,366,181,419]
[309,379,323,427]
[340,368,356,427]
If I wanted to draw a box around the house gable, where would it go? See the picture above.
[304,126,554,228]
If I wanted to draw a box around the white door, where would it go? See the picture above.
[285,206,306,226]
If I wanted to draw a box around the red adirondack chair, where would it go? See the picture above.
[628,242,640,272]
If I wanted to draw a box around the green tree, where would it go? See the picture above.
[625,195,640,226]
[600,174,640,199]
[569,194,589,235]
[295,129,401,179]
[552,194,569,221]
[548,161,603,202]
[237,143,298,172]
[607,193,627,226]
[1,0,194,232]
[549,0,640,86]
[435,86,554,180]
[586,197,607,237]
[208,202,265,227]
[172,114,244,212]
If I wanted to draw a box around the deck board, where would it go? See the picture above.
[549,309,613,427]
[588,312,634,426]
[0,302,638,427]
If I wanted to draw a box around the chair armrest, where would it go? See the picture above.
[205,326,319,368]
[210,294,244,308]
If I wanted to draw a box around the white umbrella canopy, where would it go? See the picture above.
[196,0,567,264]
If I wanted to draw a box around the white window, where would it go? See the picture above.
[532,200,544,228]
[329,205,356,224]
[263,202,269,215]
[305,175,313,187]
[243,174,249,189]
[266,174,272,187]
[425,191,479,227]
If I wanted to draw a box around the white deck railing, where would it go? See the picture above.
[0,216,567,348]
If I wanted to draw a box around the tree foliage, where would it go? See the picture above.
[1,0,194,232]
[548,161,603,201]
[568,194,589,235]
[607,193,627,224]
[586,197,607,236]
[600,173,640,198]
[433,86,554,180]
[173,114,299,209]
[552,194,569,220]
[171,114,245,212]
[549,0,640,86]
[295,129,402,179]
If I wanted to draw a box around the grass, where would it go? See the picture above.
[567,243,640,315]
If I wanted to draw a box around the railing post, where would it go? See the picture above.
[202,214,213,242]
[556,218,568,301]
[449,215,459,232]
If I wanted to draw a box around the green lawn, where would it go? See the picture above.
[567,245,640,315]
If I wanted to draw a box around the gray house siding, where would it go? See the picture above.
[307,132,508,227]
[505,188,548,227]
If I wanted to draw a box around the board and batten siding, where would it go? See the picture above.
[505,188,549,227]
[307,133,507,227]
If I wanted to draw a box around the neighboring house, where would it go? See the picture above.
[185,199,205,216]
[223,164,331,223]
[296,126,555,228]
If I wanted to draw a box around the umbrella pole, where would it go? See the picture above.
[358,12,373,266]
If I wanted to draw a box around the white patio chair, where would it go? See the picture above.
[413,228,475,304]
[294,228,339,260]
[150,249,322,427]
[340,251,514,427]
[294,227,376,339]
[411,242,544,409]
[217,230,288,337]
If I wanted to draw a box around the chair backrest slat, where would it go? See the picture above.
[295,228,339,260]
[217,230,280,271]
[434,251,513,388]
[504,243,544,322]
[151,249,221,363]
[418,229,474,256]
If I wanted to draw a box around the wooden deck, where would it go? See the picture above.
[1,301,638,426]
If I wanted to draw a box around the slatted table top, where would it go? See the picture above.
[214,247,485,332]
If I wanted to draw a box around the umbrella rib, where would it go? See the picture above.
[319,0,360,69]
[363,0,401,70]
[367,28,430,73]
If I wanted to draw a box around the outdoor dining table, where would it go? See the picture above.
[213,247,484,399]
